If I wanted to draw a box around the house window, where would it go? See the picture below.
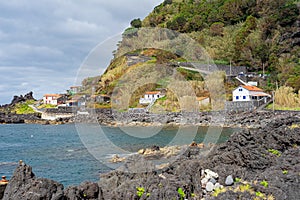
[157,95,159,98]
[243,96,246,99]
[236,96,239,100]
[239,88,243,91]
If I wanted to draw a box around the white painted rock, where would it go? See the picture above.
[204,169,219,179]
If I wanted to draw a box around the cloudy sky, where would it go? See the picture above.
[0,0,163,104]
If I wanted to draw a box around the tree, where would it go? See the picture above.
[163,0,172,6]
[130,18,142,28]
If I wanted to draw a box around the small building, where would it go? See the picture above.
[66,95,86,107]
[197,97,210,106]
[69,86,81,95]
[43,94,66,105]
[233,85,271,103]
[139,91,165,105]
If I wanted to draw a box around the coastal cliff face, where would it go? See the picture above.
[1,116,299,199]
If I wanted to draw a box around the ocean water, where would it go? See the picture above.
[0,124,240,186]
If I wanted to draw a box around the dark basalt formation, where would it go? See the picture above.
[0,92,36,108]
[10,91,35,105]
[0,113,41,124]
[2,164,64,200]
[1,116,300,199]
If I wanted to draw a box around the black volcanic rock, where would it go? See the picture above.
[10,91,35,105]
[0,185,6,199]
[64,181,103,200]
[2,164,64,200]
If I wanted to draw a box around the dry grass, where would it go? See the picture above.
[274,86,300,108]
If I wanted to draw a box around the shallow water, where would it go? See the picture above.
[0,124,240,186]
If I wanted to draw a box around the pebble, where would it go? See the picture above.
[225,175,234,186]
[204,169,219,179]
[158,174,166,179]
[205,182,214,192]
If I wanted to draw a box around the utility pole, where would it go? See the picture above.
[272,90,275,112]
[262,63,265,78]
[230,60,232,76]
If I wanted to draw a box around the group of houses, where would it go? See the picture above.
[43,82,271,111]
[138,84,271,111]
[42,86,111,107]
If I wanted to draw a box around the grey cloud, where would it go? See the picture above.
[0,0,163,104]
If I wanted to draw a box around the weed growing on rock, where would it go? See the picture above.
[238,184,252,193]
[260,180,269,188]
[268,149,281,157]
[267,194,275,200]
[256,191,265,198]
[177,187,185,200]
[282,170,288,175]
[289,124,300,129]
[234,177,241,183]
[136,187,145,198]
[212,187,227,197]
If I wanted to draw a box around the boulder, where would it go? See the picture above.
[2,163,64,200]
[0,184,7,199]
[109,154,126,163]
[64,181,103,200]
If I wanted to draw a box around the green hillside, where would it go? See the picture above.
[82,0,300,110]
[140,0,299,90]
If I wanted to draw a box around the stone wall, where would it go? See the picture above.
[225,101,262,112]
[41,113,74,120]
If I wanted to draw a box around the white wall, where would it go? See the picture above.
[233,86,250,101]
[43,96,58,105]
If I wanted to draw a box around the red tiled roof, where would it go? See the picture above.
[197,97,209,101]
[145,91,160,95]
[44,94,61,97]
[241,85,263,91]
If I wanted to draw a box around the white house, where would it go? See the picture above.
[139,91,165,105]
[197,96,210,106]
[43,94,62,105]
[233,85,271,103]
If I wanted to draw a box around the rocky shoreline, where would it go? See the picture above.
[1,115,300,199]
[1,109,299,129]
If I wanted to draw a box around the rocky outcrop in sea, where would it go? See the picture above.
[1,115,299,199]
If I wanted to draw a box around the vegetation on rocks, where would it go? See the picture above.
[12,100,36,114]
